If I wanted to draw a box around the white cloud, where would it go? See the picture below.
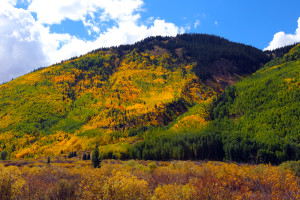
[28,0,145,37]
[147,19,179,37]
[0,0,182,83]
[0,3,48,83]
[194,20,200,28]
[1,0,17,6]
[264,17,300,50]
[179,27,185,34]
[28,0,143,25]
[97,0,144,22]
[214,21,218,26]
[28,0,90,24]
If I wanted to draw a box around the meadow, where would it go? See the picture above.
[0,158,299,200]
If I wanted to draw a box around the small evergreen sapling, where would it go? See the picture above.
[92,144,101,168]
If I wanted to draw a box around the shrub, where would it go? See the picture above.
[148,162,158,171]
[46,179,76,200]
[280,160,300,176]
[152,184,195,200]
[102,170,150,200]
[0,176,12,200]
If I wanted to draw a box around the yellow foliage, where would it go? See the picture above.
[285,78,295,84]
[126,103,146,112]
[152,184,196,200]
[13,71,41,85]
[15,148,33,159]
[0,164,25,199]
[0,161,298,199]
[284,77,299,91]
[102,170,150,200]
[172,114,207,131]
[149,90,174,103]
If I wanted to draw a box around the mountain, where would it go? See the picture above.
[131,44,300,164]
[264,43,299,60]
[0,34,270,159]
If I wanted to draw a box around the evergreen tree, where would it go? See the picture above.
[68,152,73,158]
[92,144,101,168]
[11,144,16,152]
[0,151,8,160]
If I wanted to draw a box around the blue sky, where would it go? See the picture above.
[142,0,300,49]
[0,0,300,83]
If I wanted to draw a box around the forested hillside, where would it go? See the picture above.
[0,34,269,159]
[132,44,300,164]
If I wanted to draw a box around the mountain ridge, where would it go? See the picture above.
[0,34,273,159]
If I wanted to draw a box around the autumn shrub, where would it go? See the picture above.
[0,165,25,200]
[148,162,158,171]
[190,162,300,200]
[149,167,191,189]
[78,164,115,199]
[152,184,196,200]
[46,179,76,200]
[280,160,300,176]
[19,165,80,200]
[0,161,299,200]
[102,170,150,200]
[0,176,12,200]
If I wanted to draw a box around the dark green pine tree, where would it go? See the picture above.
[92,144,101,168]
[0,150,8,160]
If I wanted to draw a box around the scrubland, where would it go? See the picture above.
[0,159,299,200]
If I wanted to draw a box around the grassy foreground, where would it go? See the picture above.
[0,159,299,200]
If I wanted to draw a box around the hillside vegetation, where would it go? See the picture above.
[132,44,300,164]
[0,34,270,159]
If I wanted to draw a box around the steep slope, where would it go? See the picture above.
[131,44,300,164]
[0,34,269,158]
[210,44,300,163]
